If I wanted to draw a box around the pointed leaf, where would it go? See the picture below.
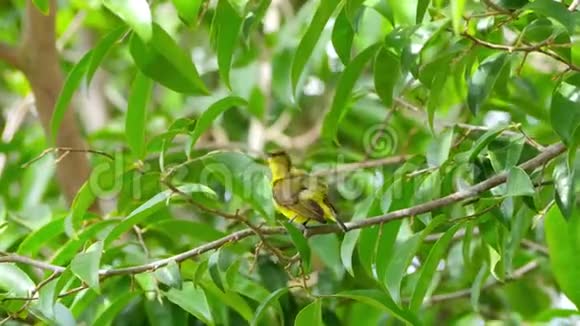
[291,0,341,93]
[374,47,401,107]
[506,167,535,197]
[189,96,247,147]
[545,205,580,308]
[334,289,420,325]
[165,283,214,324]
[103,0,152,41]
[50,51,92,143]
[70,241,103,293]
[322,43,381,140]
[467,53,509,115]
[409,222,463,311]
[86,26,127,86]
[554,161,576,219]
[211,0,243,88]
[129,23,208,94]
[126,72,154,158]
[332,9,355,64]
[284,222,311,272]
[294,299,323,326]
[251,287,289,326]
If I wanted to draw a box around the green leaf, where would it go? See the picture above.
[310,234,342,278]
[172,0,203,26]
[466,126,507,161]
[251,287,289,326]
[155,260,182,289]
[50,51,92,143]
[426,129,454,167]
[524,0,575,33]
[416,0,430,23]
[103,0,152,41]
[341,196,373,276]
[506,167,535,197]
[104,184,215,247]
[470,263,489,312]
[374,47,401,107]
[208,250,225,292]
[385,216,446,302]
[332,9,355,64]
[554,161,576,219]
[51,220,117,265]
[211,0,244,88]
[545,205,580,308]
[291,0,340,93]
[467,53,509,115]
[32,0,49,15]
[450,0,465,34]
[322,43,381,140]
[165,282,214,324]
[295,299,323,326]
[129,23,208,94]
[409,223,463,312]
[126,72,154,159]
[202,281,254,323]
[86,26,127,86]
[70,241,103,293]
[550,75,580,145]
[189,96,247,148]
[92,291,140,325]
[0,264,35,312]
[334,290,420,325]
[426,64,449,129]
[17,217,64,256]
[284,222,312,272]
[65,180,97,235]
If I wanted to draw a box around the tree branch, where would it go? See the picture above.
[0,143,565,284]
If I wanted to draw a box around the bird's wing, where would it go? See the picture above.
[273,176,326,223]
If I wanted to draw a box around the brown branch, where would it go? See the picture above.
[0,42,22,69]
[464,33,580,72]
[569,0,580,11]
[0,143,565,285]
[21,147,114,168]
[0,253,65,273]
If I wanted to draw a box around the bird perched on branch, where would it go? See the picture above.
[266,151,348,232]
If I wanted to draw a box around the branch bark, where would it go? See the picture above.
[18,0,92,203]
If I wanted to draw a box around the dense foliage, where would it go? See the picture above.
[1,0,580,324]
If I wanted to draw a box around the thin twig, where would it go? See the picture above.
[22,147,114,168]
[568,0,580,11]
[426,260,539,304]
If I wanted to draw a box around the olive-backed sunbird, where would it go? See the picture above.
[266,151,347,232]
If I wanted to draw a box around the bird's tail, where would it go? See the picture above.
[335,218,348,232]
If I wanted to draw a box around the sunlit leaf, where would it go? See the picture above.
[284,222,311,272]
[332,8,355,64]
[165,282,213,324]
[211,0,244,88]
[172,0,203,26]
[103,0,152,41]
[295,299,323,326]
[291,0,341,93]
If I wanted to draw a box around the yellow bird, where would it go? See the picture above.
[266,151,348,232]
